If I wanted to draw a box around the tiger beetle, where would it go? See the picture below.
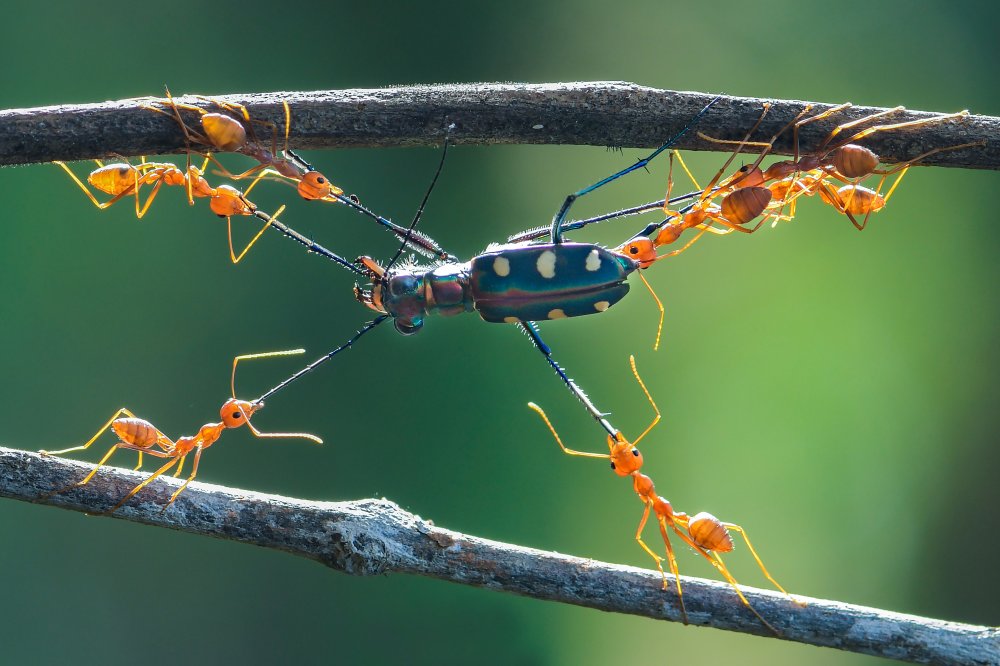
[250,96,723,420]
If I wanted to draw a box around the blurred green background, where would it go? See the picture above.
[0,2,997,664]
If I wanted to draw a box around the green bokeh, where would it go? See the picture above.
[0,2,997,664]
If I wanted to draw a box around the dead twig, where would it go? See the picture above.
[1,446,996,665]
[0,82,993,168]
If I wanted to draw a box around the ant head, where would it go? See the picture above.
[298,171,339,201]
[221,398,259,428]
[606,431,643,477]
[202,113,247,152]
[615,238,657,269]
[732,164,765,188]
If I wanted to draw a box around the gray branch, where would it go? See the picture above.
[1,446,995,665]
[0,82,994,168]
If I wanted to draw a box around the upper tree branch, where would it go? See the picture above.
[1,446,995,666]
[0,82,994,168]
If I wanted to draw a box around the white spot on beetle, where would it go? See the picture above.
[536,250,557,278]
[503,316,520,323]
[594,301,610,312]
[547,309,567,319]
[493,256,511,277]
[585,249,601,272]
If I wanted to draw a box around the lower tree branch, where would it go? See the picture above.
[1,446,995,665]
[0,82,993,169]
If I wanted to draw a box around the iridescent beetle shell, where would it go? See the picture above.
[470,243,637,323]
[369,242,638,334]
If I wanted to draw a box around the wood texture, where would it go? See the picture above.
[2,446,996,665]
[0,82,994,168]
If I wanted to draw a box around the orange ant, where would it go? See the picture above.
[615,104,824,273]
[699,103,983,230]
[611,107,803,350]
[141,89,456,261]
[54,155,287,263]
[527,355,799,633]
[143,88,343,203]
[40,349,322,514]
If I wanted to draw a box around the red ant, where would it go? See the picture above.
[699,103,983,230]
[54,155,287,263]
[612,106,802,349]
[40,349,321,513]
[527,355,800,633]
[143,88,342,203]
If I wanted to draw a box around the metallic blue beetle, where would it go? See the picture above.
[355,242,639,335]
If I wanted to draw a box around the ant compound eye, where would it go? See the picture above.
[317,176,326,184]
[632,448,639,456]
[629,246,639,255]
[232,411,243,419]
[610,461,616,470]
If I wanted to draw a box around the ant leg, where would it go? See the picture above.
[43,442,124,498]
[791,103,849,158]
[162,447,203,510]
[655,517,687,623]
[634,502,668,582]
[874,140,987,176]
[693,104,770,204]
[833,110,970,154]
[550,96,721,243]
[147,87,213,148]
[134,177,165,219]
[636,271,665,351]
[636,502,688,623]
[40,408,137,457]
[174,454,186,478]
[654,226,715,261]
[669,520,779,634]
[228,205,286,264]
[818,105,902,151]
[106,456,182,514]
[720,520,801,604]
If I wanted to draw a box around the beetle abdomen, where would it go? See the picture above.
[470,243,636,323]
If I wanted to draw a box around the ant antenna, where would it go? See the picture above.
[227,348,307,404]
[383,125,454,273]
